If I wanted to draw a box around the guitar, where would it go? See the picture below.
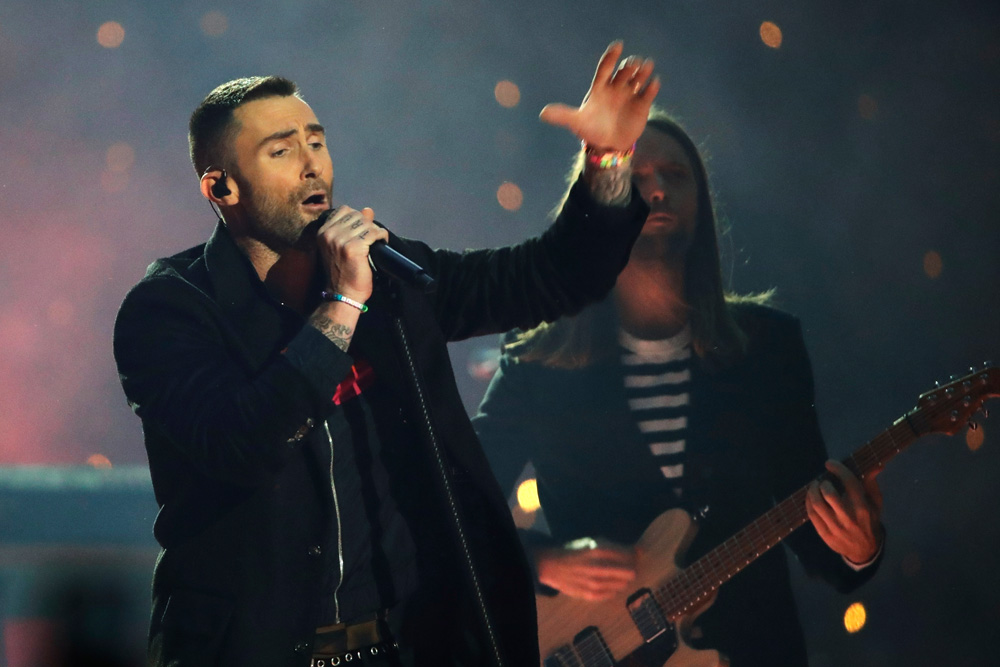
[537,365,998,667]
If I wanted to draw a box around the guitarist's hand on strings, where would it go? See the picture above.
[536,537,638,601]
[806,460,885,565]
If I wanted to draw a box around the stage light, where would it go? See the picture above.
[517,478,541,512]
[923,250,943,279]
[106,142,135,173]
[759,21,782,49]
[97,21,125,49]
[200,11,228,37]
[496,182,523,211]
[843,602,867,633]
[966,423,985,452]
[100,169,130,194]
[86,453,113,469]
[858,94,878,120]
[494,80,521,108]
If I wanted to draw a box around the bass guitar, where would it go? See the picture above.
[537,365,997,667]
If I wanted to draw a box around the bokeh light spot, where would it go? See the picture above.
[516,478,541,512]
[100,169,131,194]
[843,602,867,633]
[497,182,523,211]
[967,423,985,451]
[87,453,113,469]
[858,94,878,120]
[106,142,135,173]
[47,300,75,327]
[97,21,125,49]
[200,11,229,37]
[923,250,943,279]
[759,21,783,49]
[494,80,521,108]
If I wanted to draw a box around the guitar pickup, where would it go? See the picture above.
[543,645,583,667]
[627,589,676,649]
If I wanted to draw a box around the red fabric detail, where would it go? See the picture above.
[333,358,375,405]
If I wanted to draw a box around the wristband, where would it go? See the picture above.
[320,291,369,313]
[582,141,636,169]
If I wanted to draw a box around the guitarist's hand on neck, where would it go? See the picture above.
[536,537,638,601]
[805,460,885,565]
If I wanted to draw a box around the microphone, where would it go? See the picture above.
[315,208,435,292]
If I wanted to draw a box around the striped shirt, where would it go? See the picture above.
[619,326,692,499]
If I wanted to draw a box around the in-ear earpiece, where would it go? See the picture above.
[210,168,231,198]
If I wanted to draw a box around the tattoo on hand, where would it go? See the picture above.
[584,163,632,206]
[350,219,363,230]
[309,313,354,352]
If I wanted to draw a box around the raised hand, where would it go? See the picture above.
[540,41,660,151]
[806,460,885,565]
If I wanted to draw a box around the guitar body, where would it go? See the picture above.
[537,509,726,667]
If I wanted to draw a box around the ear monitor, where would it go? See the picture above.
[210,169,231,198]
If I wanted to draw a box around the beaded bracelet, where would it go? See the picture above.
[320,291,369,313]
[582,141,636,169]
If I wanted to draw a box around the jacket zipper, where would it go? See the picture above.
[324,421,345,624]
[393,317,505,667]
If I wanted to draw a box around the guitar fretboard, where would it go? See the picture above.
[653,408,929,620]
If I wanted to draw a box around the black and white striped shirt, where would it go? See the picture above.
[619,326,692,499]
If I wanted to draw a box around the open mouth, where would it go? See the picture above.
[302,193,327,207]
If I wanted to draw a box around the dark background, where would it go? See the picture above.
[0,1,997,665]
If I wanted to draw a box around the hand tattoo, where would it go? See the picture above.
[309,313,354,352]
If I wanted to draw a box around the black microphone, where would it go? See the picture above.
[315,208,435,292]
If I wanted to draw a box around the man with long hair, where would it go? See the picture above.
[474,111,885,667]
[113,43,659,666]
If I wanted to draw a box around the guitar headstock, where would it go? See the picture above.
[912,363,998,436]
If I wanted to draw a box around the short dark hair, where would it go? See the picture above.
[188,76,300,176]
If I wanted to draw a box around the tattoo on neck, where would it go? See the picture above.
[583,162,633,206]
[309,313,354,352]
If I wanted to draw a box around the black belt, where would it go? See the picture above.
[310,640,398,666]
[312,614,398,665]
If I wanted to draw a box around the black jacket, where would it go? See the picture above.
[112,180,649,666]
[473,303,882,667]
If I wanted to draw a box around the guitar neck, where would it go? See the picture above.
[655,409,926,620]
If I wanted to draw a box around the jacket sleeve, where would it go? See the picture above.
[397,177,649,342]
[113,275,354,487]
[473,352,562,591]
[769,318,884,592]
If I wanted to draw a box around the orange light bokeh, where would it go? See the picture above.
[496,182,523,211]
[923,250,943,279]
[967,423,985,451]
[760,21,783,49]
[97,21,125,49]
[843,602,867,633]
[87,453,113,469]
[106,142,135,173]
[516,478,540,512]
[858,94,878,120]
[200,11,229,37]
[494,80,521,108]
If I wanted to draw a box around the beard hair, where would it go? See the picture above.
[239,177,333,253]
[630,227,693,264]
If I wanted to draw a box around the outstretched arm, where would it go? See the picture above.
[541,41,660,205]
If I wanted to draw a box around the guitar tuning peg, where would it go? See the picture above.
[933,380,940,388]
[968,421,979,431]
[982,407,990,419]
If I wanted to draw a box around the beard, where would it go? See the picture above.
[238,177,333,252]
[630,226,694,263]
